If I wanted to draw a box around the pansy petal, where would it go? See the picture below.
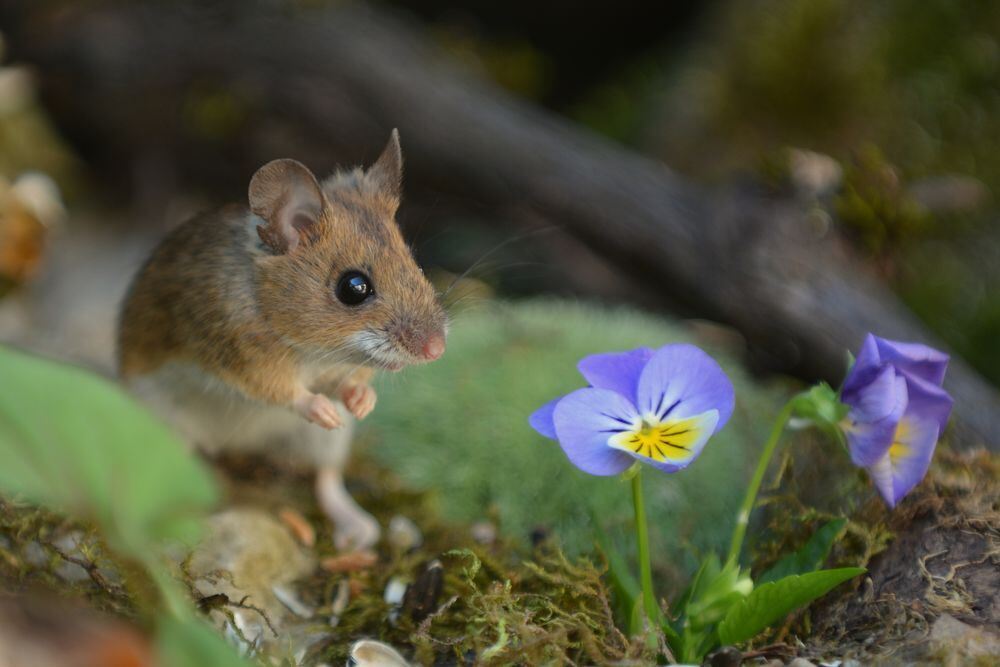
[842,333,882,398]
[609,409,719,473]
[845,365,902,424]
[577,347,654,404]
[528,396,561,440]
[874,337,949,387]
[635,344,735,433]
[867,415,939,507]
[846,370,907,467]
[865,453,895,508]
[847,419,899,468]
[889,416,939,506]
[552,388,639,476]
[902,373,953,433]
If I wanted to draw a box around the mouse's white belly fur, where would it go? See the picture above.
[126,361,354,470]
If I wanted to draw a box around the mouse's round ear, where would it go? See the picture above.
[365,128,403,203]
[249,159,325,254]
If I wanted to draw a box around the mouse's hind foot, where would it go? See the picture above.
[316,465,381,552]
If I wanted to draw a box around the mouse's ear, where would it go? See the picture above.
[249,159,325,254]
[366,128,403,202]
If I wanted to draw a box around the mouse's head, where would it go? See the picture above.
[250,130,447,370]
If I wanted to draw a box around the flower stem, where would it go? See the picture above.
[631,469,660,626]
[726,398,796,565]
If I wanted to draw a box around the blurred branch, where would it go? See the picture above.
[2,0,998,448]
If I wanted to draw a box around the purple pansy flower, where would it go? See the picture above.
[841,334,953,507]
[530,344,736,475]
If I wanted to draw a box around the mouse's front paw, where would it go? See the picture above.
[341,384,377,420]
[334,509,381,552]
[294,393,343,429]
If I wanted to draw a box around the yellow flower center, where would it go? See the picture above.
[610,415,706,463]
[889,419,911,461]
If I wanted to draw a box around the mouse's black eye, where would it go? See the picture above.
[335,271,374,306]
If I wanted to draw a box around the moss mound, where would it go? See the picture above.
[364,299,786,580]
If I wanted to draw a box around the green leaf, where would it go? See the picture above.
[0,346,218,558]
[156,614,253,667]
[629,598,645,641]
[681,552,721,614]
[684,555,753,631]
[758,519,847,584]
[790,383,848,428]
[717,567,865,645]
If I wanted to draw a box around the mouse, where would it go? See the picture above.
[117,130,447,552]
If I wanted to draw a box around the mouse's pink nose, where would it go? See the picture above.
[422,333,445,361]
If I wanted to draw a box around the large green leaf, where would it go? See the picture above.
[717,567,865,645]
[757,518,847,584]
[0,346,218,557]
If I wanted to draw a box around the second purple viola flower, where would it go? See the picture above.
[530,344,736,475]
[840,334,953,507]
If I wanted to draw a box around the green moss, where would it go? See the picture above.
[0,500,138,619]
[834,147,930,258]
[220,457,647,665]
[363,299,787,584]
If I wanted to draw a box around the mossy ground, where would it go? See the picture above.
[0,452,654,665]
[0,300,996,665]
[2,436,997,665]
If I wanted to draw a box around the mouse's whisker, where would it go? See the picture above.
[441,225,560,298]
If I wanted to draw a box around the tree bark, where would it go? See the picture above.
[3,0,998,448]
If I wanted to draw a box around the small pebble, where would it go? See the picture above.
[402,560,443,622]
[788,148,842,198]
[52,546,90,583]
[383,576,408,624]
[787,659,817,667]
[23,541,48,568]
[278,507,316,547]
[320,550,377,573]
[386,515,422,552]
[706,645,742,667]
[349,639,410,666]
[189,508,315,646]
[470,521,496,545]
[272,583,314,619]
[383,577,408,606]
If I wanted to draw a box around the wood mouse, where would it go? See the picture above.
[117,131,447,551]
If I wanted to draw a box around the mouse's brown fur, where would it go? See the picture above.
[119,204,297,396]
[116,131,446,551]
[119,131,445,404]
